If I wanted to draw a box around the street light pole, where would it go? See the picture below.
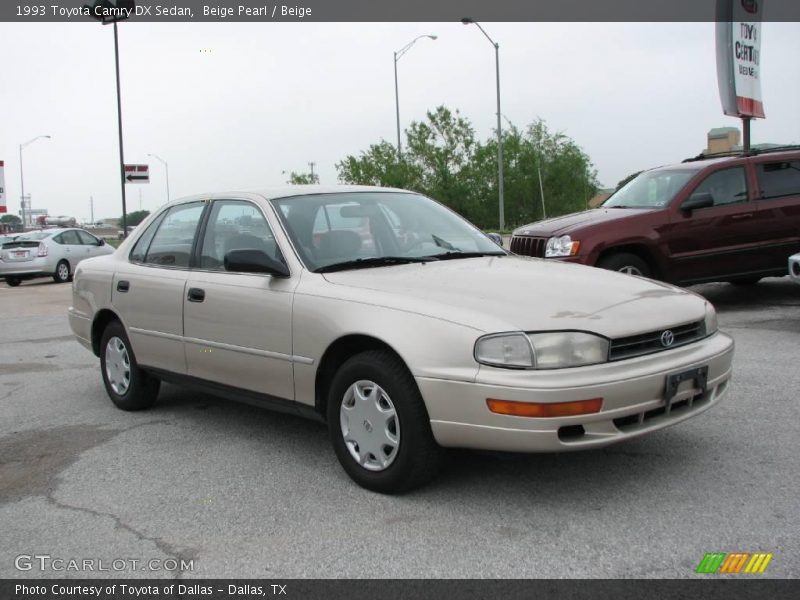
[462,18,505,231]
[147,153,170,202]
[113,20,128,236]
[18,135,51,231]
[393,34,437,158]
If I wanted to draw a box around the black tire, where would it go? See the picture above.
[5,277,21,287]
[53,260,71,283]
[728,276,762,286]
[327,350,442,494]
[99,320,160,411]
[597,252,652,278]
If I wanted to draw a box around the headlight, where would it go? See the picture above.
[545,235,580,258]
[528,332,609,369]
[474,333,534,368]
[475,331,609,369]
[703,304,718,336]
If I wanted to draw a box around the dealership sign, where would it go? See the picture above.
[0,160,6,213]
[716,0,765,118]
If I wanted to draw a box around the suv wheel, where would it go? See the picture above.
[100,320,160,411]
[53,260,71,283]
[598,253,652,278]
[5,277,21,287]
[327,350,442,494]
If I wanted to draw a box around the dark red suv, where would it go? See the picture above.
[510,149,800,286]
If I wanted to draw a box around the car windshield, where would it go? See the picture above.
[603,169,697,208]
[271,192,506,272]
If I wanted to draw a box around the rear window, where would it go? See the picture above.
[757,160,800,200]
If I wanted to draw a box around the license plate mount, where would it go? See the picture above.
[664,366,708,409]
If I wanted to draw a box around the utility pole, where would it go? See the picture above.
[308,161,316,182]
[90,195,94,224]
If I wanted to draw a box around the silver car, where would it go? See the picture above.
[1,228,113,286]
[790,253,800,284]
[68,187,735,493]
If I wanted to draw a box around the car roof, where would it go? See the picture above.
[157,185,414,209]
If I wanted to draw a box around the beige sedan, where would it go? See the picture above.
[68,186,734,493]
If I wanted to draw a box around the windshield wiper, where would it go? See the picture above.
[427,251,506,261]
[315,256,437,273]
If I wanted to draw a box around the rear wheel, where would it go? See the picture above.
[53,260,71,283]
[327,350,442,494]
[100,320,160,411]
[597,252,652,278]
[5,277,21,287]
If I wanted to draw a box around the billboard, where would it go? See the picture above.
[716,0,765,118]
[0,160,6,213]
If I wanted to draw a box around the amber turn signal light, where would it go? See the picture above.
[486,397,602,418]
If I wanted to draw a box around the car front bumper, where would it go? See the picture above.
[417,331,734,452]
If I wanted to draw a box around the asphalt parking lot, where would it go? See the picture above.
[0,276,798,579]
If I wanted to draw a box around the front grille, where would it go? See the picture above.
[608,320,705,361]
[510,236,547,258]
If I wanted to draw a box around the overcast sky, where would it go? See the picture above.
[1,21,799,222]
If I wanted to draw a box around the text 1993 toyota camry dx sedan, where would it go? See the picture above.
[69,186,734,493]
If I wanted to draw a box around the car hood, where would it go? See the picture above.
[321,256,707,338]
[514,207,656,237]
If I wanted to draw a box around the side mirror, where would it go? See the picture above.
[224,249,290,277]
[486,232,503,247]
[681,192,714,213]
[98,238,105,246]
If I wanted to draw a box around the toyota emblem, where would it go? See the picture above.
[660,330,675,347]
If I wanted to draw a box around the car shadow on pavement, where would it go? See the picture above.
[152,382,714,502]
[691,277,800,310]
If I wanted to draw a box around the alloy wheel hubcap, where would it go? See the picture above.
[619,265,643,276]
[105,336,131,395]
[340,380,400,471]
[58,264,69,279]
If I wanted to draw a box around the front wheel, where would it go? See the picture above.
[597,252,652,278]
[327,350,442,494]
[100,320,160,411]
[53,260,71,283]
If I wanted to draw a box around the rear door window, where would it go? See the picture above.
[757,160,800,200]
[58,230,82,245]
[142,202,205,268]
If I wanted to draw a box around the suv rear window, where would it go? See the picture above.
[757,160,800,200]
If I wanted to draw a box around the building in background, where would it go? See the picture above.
[706,127,741,153]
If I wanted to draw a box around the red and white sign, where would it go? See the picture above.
[716,0,765,118]
[124,163,149,183]
[0,160,6,213]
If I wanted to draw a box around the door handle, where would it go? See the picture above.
[116,280,130,292]
[731,213,754,220]
[187,287,206,303]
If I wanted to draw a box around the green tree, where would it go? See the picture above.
[336,106,599,230]
[123,210,150,227]
[0,214,21,224]
[285,170,320,185]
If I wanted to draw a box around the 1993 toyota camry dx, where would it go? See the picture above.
[68,186,734,493]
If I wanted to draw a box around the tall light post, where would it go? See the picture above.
[19,135,51,230]
[462,17,505,231]
[394,34,437,157]
[85,0,133,235]
[147,153,170,202]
